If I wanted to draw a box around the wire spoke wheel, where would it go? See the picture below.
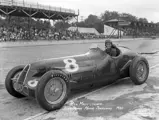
[36,70,70,111]
[11,71,21,81]
[136,61,148,82]
[5,65,25,98]
[44,77,67,104]
[12,71,21,90]
[130,56,149,85]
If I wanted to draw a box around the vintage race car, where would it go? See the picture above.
[5,44,149,111]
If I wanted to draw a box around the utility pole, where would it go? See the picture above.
[76,9,79,33]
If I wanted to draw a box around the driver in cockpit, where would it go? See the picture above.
[104,39,118,57]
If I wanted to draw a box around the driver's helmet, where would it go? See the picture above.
[105,39,112,46]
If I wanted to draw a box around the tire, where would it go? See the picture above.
[35,70,70,111]
[5,65,25,98]
[129,56,149,85]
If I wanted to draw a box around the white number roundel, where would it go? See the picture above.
[28,79,38,88]
[63,58,79,72]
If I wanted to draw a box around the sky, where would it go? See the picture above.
[25,0,159,23]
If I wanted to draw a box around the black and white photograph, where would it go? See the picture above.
[0,0,159,120]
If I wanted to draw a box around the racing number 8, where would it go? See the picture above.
[63,58,79,72]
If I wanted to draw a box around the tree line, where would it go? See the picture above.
[55,10,159,33]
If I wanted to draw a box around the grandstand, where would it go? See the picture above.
[0,0,80,41]
[105,19,159,38]
[103,24,124,37]
[0,0,78,20]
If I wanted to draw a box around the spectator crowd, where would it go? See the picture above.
[123,28,156,37]
[0,25,103,42]
[0,25,157,42]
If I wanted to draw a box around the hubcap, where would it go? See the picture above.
[136,61,147,82]
[44,77,67,104]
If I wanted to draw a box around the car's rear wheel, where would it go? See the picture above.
[129,56,149,85]
[35,70,69,111]
[5,65,25,98]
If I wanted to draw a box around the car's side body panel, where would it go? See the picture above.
[14,45,139,97]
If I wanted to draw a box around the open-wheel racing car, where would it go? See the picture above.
[5,44,149,111]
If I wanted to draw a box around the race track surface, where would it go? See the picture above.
[1,38,159,120]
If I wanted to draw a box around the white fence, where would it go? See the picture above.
[0,0,76,14]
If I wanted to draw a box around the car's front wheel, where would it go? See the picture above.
[35,70,70,111]
[5,65,25,98]
[129,56,149,85]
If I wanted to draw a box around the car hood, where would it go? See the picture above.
[22,52,90,83]
[30,52,90,71]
